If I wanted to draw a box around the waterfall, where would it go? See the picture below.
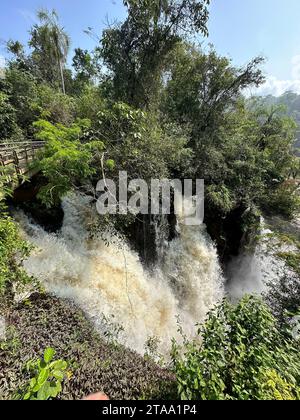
[226,217,290,300]
[16,194,224,355]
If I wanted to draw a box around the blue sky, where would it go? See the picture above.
[1,0,300,96]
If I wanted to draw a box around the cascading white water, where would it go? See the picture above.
[16,194,224,355]
[226,217,293,300]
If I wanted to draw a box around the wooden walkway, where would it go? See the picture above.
[0,142,45,186]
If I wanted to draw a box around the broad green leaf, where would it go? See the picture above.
[44,348,55,364]
[29,378,37,389]
[38,368,49,386]
[51,360,68,371]
[23,392,31,401]
[52,370,64,381]
[37,383,50,401]
[49,381,62,398]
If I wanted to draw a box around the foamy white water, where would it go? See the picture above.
[17,194,224,354]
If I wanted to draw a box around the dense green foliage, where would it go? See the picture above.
[0,175,32,301]
[0,214,32,299]
[162,45,299,218]
[0,92,20,141]
[101,0,210,108]
[92,102,191,180]
[172,296,300,400]
[1,3,298,221]
[32,119,104,206]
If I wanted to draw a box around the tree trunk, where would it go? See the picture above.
[59,60,66,95]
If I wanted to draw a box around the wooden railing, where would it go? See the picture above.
[0,141,45,186]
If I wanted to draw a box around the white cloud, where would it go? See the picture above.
[251,55,300,97]
[254,76,300,97]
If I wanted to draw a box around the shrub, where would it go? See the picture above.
[0,214,33,299]
[32,119,104,206]
[261,370,300,401]
[171,296,300,400]
[75,85,105,122]
[21,348,69,400]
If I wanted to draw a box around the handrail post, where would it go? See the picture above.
[24,145,29,163]
[13,150,21,177]
[0,154,5,180]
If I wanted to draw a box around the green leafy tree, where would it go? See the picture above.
[6,40,25,58]
[1,67,39,137]
[33,102,190,206]
[163,44,264,130]
[72,48,99,92]
[29,9,71,93]
[31,84,76,126]
[2,67,75,137]
[254,91,300,154]
[75,85,106,122]
[6,40,35,75]
[100,0,210,107]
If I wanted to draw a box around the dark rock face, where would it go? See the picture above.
[12,198,64,233]
[11,174,64,233]
[125,213,178,266]
[205,205,254,265]
[12,180,40,203]
[126,215,158,265]
[0,293,175,400]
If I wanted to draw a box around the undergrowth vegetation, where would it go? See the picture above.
[0,294,175,400]
[171,296,300,400]
[0,215,32,300]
